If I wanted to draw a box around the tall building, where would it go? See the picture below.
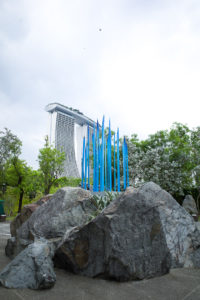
[45,103,95,178]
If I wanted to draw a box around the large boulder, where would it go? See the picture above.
[10,194,52,237]
[6,187,97,258]
[182,195,198,215]
[54,182,200,281]
[0,240,56,289]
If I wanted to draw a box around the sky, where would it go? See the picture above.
[0,0,200,169]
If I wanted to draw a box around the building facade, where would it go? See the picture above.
[45,103,95,178]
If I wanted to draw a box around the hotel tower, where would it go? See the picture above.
[45,103,95,178]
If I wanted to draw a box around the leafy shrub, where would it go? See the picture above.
[89,191,120,221]
[92,191,119,210]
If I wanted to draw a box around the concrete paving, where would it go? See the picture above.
[0,222,200,300]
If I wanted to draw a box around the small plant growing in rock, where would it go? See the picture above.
[89,191,120,221]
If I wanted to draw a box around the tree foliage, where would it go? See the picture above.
[2,122,200,214]
[38,137,65,195]
[6,157,43,212]
[127,123,200,205]
[0,128,22,187]
[0,129,42,213]
[0,128,22,163]
[6,158,29,212]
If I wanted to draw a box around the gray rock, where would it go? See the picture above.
[5,237,16,258]
[140,183,200,268]
[10,194,52,237]
[197,222,200,231]
[182,195,198,215]
[0,240,56,289]
[190,248,200,268]
[55,182,200,281]
[6,187,97,259]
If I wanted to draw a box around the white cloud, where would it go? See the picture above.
[0,0,200,167]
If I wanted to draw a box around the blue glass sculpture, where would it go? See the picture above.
[81,117,129,191]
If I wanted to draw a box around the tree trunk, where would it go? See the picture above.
[18,188,24,213]
[44,185,51,195]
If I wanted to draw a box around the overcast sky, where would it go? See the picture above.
[0,0,200,169]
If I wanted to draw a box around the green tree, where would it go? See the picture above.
[6,158,29,213]
[38,137,65,195]
[25,169,43,199]
[0,128,22,192]
[6,160,43,213]
[191,127,200,210]
[0,128,42,213]
[128,123,194,199]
